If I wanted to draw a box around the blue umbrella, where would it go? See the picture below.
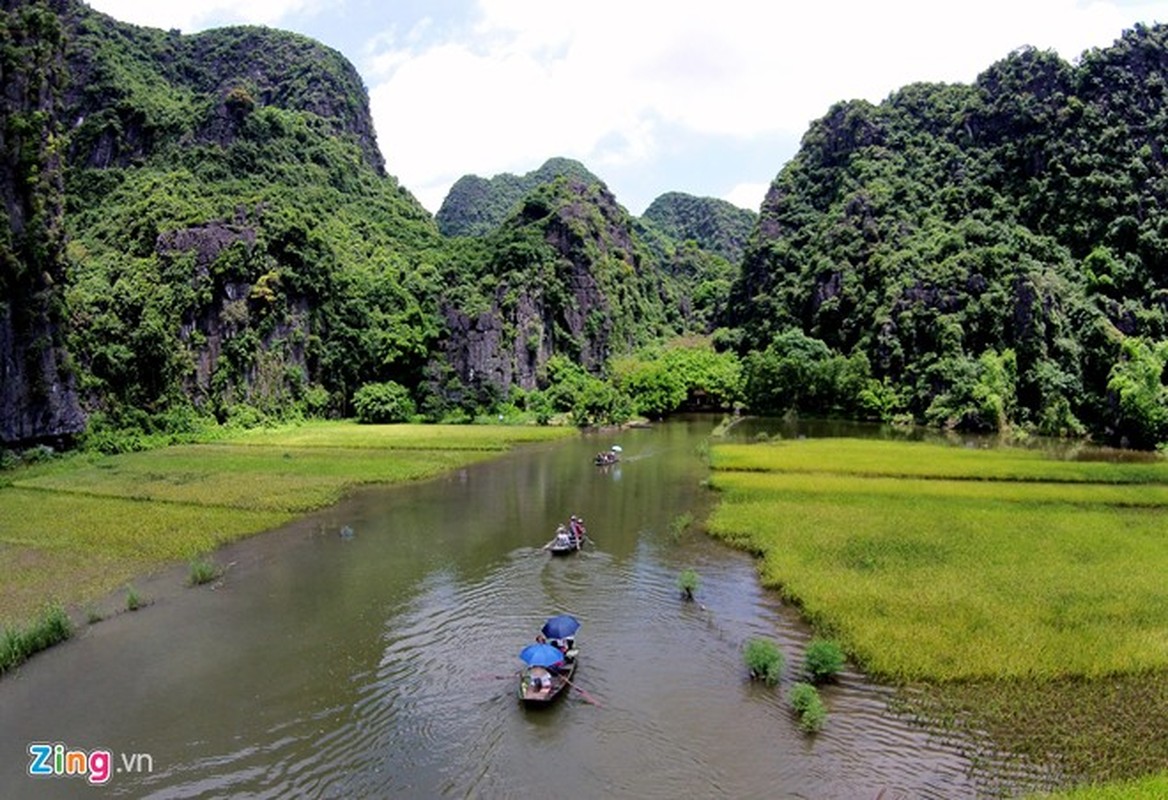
[540,614,581,640]
[518,643,566,668]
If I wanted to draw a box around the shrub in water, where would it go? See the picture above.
[743,637,784,685]
[803,638,845,683]
[789,681,827,732]
[676,568,701,600]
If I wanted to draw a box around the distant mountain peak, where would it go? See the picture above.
[435,157,603,237]
[641,192,757,265]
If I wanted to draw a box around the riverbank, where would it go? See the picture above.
[705,436,1168,796]
[0,422,575,632]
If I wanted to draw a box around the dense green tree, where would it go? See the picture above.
[611,342,742,418]
[353,380,416,423]
[741,330,869,416]
[1105,337,1168,448]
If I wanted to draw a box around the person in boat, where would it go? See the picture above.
[528,670,553,693]
[547,641,569,673]
[569,515,585,546]
[551,525,572,549]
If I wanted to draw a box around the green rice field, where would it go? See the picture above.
[0,422,574,626]
[707,436,1168,787]
[708,438,1168,681]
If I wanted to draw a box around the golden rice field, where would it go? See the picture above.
[0,422,574,626]
[707,436,1168,789]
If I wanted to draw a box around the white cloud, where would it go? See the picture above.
[722,182,770,213]
[367,0,1168,211]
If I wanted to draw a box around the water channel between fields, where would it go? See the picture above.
[0,417,1056,799]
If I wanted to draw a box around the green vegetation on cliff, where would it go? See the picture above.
[6,4,1168,450]
[435,157,600,237]
[725,26,1168,447]
[641,191,756,266]
[56,2,444,440]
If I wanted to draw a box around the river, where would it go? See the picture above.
[0,417,1052,798]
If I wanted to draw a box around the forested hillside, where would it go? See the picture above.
[55,4,445,443]
[0,1,730,448]
[641,192,756,266]
[3,1,1168,449]
[727,25,1168,447]
[0,0,85,445]
[435,157,600,237]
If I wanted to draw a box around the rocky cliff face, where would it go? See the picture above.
[435,176,675,400]
[0,0,85,446]
[155,212,311,408]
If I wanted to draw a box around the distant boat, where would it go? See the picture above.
[595,445,621,466]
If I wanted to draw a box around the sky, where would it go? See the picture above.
[85,0,1168,216]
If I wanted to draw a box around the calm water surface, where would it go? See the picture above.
[0,418,1055,798]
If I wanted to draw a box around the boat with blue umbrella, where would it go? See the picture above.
[541,614,580,646]
[518,618,581,705]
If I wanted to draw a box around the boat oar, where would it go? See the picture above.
[561,676,603,708]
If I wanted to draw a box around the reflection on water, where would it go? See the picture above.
[727,414,1163,463]
[0,417,1059,799]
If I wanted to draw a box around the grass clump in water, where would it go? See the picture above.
[803,638,845,683]
[676,568,700,600]
[788,681,826,732]
[125,585,143,611]
[743,637,784,684]
[668,512,694,541]
[188,556,220,586]
[0,602,72,674]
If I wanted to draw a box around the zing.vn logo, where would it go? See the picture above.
[27,742,153,785]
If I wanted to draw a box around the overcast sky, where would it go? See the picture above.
[85,0,1168,215]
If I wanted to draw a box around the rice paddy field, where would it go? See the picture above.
[0,422,574,627]
[707,436,1168,790]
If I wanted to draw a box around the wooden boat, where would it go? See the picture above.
[544,522,585,555]
[546,532,583,555]
[594,449,620,466]
[518,656,577,705]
